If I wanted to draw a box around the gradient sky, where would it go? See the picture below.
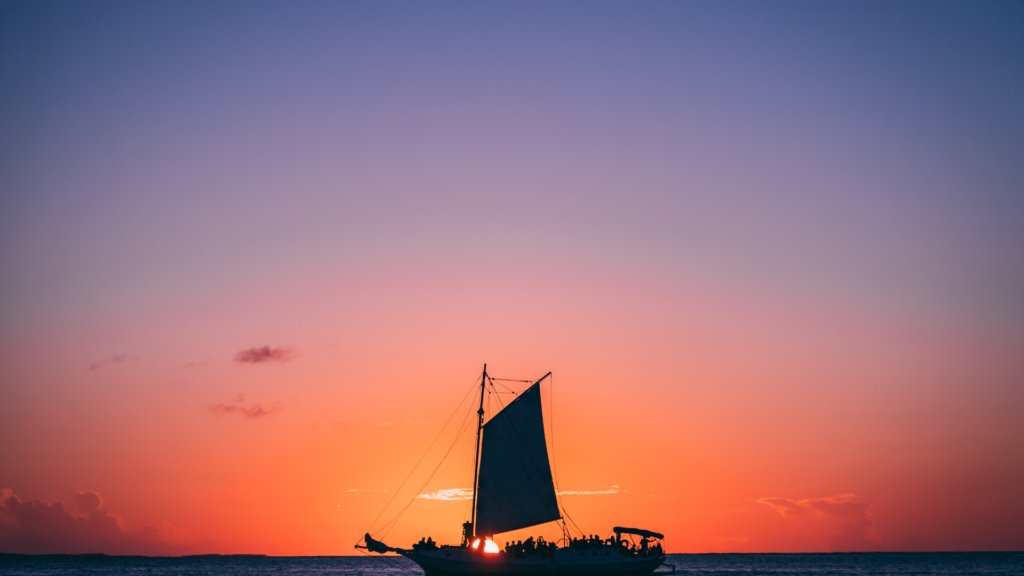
[1,0,1023,556]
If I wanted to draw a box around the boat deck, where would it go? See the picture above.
[401,548,665,576]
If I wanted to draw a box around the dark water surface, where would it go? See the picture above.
[1,553,1022,575]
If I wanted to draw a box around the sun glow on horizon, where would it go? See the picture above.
[470,538,500,553]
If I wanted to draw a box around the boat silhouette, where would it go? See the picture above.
[358,365,668,576]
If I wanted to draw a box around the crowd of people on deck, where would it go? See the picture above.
[412,537,438,551]
[497,533,664,557]
[503,536,558,557]
[566,534,664,557]
[412,533,663,557]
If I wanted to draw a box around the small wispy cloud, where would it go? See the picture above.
[234,346,294,364]
[208,394,283,419]
[87,354,129,371]
[405,419,428,425]
[757,493,866,519]
[418,488,473,500]
[558,485,623,495]
[414,485,624,501]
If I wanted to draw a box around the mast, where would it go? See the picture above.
[469,363,487,539]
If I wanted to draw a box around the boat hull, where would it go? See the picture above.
[401,549,665,576]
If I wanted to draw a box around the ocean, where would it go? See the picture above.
[1,553,1022,575]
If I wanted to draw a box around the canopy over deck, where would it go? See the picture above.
[613,527,664,540]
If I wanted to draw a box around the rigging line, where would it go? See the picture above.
[546,374,584,538]
[562,508,585,538]
[465,381,490,524]
[367,380,478,540]
[475,380,540,524]
[376,412,476,540]
[486,381,562,523]
[547,377,572,524]
[501,383,563,524]
[482,378,578,538]
[468,379,563,535]
[490,378,533,383]
[464,372,497,522]
[378,393,480,539]
[375,388,478,537]
[491,414,562,523]
[361,376,481,542]
[487,377,520,393]
[485,373,505,399]
[490,380,507,409]
[377,413,476,540]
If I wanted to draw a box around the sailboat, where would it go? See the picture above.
[359,365,668,576]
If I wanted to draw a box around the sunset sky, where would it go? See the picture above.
[2,0,1023,556]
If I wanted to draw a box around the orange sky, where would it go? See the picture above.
[2,259,1022,554]
[2,1,1023,557]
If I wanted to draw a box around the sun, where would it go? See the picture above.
[471,538,500,554]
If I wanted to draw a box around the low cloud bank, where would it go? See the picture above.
[0,489,213,555]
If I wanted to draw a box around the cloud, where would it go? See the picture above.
[87,354,128,371]
[758,493,868,520]
[558,485,623,495]
[418,488,473,500]
[208,394,283,419]
[758,494,879,551]
[233,346,294,364]
[0,489,214,555]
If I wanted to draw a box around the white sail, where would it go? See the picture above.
[474,383,561,536]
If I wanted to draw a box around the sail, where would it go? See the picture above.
[474,383,561,536]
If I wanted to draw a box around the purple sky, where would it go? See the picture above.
[3,2,1022,337]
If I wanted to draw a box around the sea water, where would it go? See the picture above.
[1,552,1022,575]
